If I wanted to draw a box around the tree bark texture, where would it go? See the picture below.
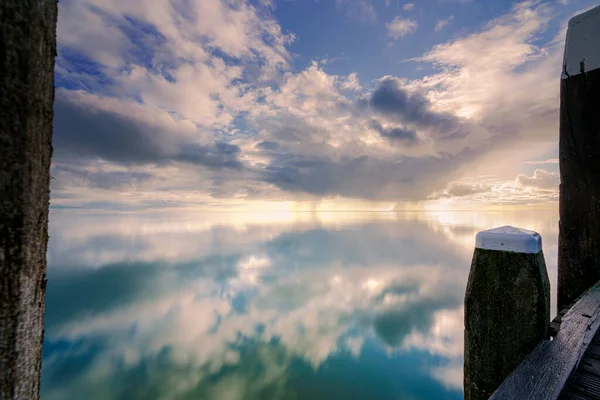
[0,1,57,398]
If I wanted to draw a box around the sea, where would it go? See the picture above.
[41,209,559,400]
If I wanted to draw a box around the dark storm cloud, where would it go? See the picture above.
[177,143,243,169]
[260,151,477,201]
[368,119,418,143]
[255,141,281,151]
[52,95,243,169]
[366,77,470,139]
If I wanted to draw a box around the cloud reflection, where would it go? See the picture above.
[42,210,558,399]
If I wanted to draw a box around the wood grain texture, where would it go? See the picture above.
[491,280,600,400]
[0,1,57,398]
[464,249,550,400]
[558,66,600,311]
[565,332,600,400]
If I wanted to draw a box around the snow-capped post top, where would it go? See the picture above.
[562,5,600,79]
[475,226,542,254]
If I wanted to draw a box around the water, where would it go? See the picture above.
[41,210,559,400]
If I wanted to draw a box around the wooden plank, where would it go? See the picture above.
[579,357,600,377]
[570,370,600,399]
[549,321,562,338]
[563,328,600,399]
[549,299,585,338]
[491,280,600,400]
[566,394,593,400]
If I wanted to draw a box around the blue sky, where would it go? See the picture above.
[51,0,599,211]
[276,0,522,80]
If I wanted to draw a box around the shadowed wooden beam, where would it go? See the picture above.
[0,1,57,398]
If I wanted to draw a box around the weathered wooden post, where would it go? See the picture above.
[558,5,600,311]
[0,0,57,399]
[464,226,550,400]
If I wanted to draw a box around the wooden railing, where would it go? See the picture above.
[492,281,600,399]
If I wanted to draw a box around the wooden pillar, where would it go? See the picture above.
[558,5,600,312]
[464,226,550,400]
[0,1,57,399]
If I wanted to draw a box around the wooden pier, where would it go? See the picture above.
[490,281,600,399]
[464,4,600,399]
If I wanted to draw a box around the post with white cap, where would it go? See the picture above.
[464,226,550,400]
[558,5,600,312]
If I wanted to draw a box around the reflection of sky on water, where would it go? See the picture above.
[42,210,559,400]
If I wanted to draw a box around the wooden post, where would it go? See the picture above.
[558,5,600,311]
[464,226,550,400]
[0,1,57,399]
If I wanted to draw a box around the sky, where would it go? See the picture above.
[51,0,599,211]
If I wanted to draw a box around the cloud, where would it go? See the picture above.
[366,76,470,139]
[414,1,556,131]
[51,0,574,208]
[368,119,419,143]
[257,150,479,201]
[53,92,243,169]
[403,3,415,11]
[522,158,559,165]
[340,72,362,91]
[51,165,154,192]
[403,0,564,188]
[56,0,295,127]
[386,17,418,39]
[58,0,294,71]
[429,181,491,199]
[516,169,560,190]
[336,0,377,22]
[435,15,454,32]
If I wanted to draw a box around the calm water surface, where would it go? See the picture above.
[41,210,559,400]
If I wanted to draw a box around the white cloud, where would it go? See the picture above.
[386,17,419,39]
[523,158,559,164]
[52,0,575,208]
[516,169,560,190]
[404,1,565,193]
[57,0,294,128]
[415,1,557,123]
[403,3,415,11]
[435,15,455,32]
[340,72,362,91]
[429,181,491,199]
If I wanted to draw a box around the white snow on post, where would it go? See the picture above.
[562,5,600,78]
[475,226,542,254]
